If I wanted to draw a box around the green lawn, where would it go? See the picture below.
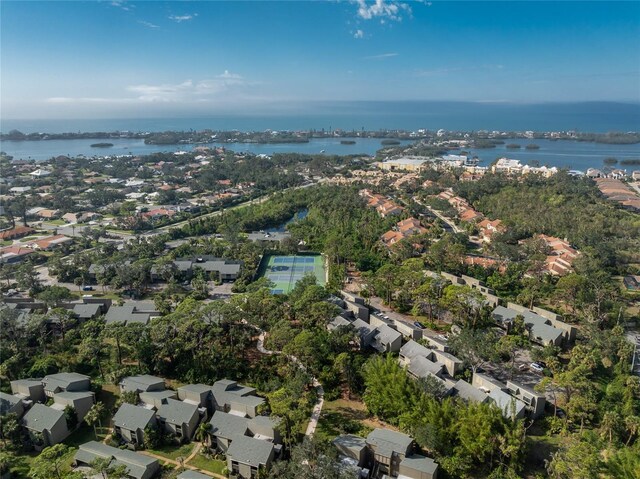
[189,453,227,474]
[46,219,67,226]
[148,442,195,461]
[11,445,77,478]
[64,424,108,448]
[315,398,374,442]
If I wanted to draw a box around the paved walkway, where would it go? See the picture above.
[257,329,324,437]
[304,379,324,436]
[139,445,225,479]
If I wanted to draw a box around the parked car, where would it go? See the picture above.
[530,362,544,373]
[413,321,425,329]
[82,286,94,291]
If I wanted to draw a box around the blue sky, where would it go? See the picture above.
[1,1,639,119]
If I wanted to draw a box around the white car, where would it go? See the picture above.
[530,362,544,373]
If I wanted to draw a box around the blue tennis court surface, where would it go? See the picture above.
[257,254,326,294]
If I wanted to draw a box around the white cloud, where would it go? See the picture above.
[353,0,411,22]
[365,52,398,59]
[110,1,132,12]
[138,20,159,29]
[353,29,365,39]
[217,70,243,80]
[46,72,251,105]
[168,13,198,23]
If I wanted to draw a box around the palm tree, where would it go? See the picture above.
[85,402,106,440]
[625,415,640,446]
[195,421,211,447]
[600,411,620,443]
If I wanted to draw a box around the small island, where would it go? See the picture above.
[381,139,401,145]
[90,142,114,148]
[506,143,521,149]
[603,157,618,165]
[525,144,540,150]
[340,140,356,145]
[620,158,640,165]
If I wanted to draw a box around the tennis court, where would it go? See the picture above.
[257,254,326,294]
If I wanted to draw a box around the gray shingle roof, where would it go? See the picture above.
[177,471,211,479]
[42,372,90,391]
[492,305,563,343]
[22,404,65,432]
[157,399,198,426]
[400,340,432,360]
[333,434,367,455]
[209,411,249,440]
[226,435,274,467]
[400,454,438,475]
[113,403,156,431]
[454,379,491,404]
[366,428,413,458]
[120,375,165,393]
[376,324,402,343]
[0,392,21,415]
[73,303,101,319]
[75,441,158,479]
[408,356,444,378]
[53,391,94,401]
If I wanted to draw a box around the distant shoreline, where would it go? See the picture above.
[2,129,639,145]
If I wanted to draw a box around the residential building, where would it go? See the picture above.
[471,373,527,419]
[120,375,165,394]
[505,380,546,419]
[333,434,369,468]
[209,411,251,453]
[10,378,45,402]
[375,157,430,172]
[139,390,177,409]
[226,435,275,479]
[51,391,95,423]
[0,392,25,417]
[105,303,161,326]
[0,226,36,241]
[365,429,418,478]
[151,256,242,282]
[29,235,73,251]
[492,304,576,346]
[477,219,505,243]
[398,455,439,479]
[177,472,211,479]
[333,429,438,479]
[156,398,201,442]
[399,340,462,381]
[74,441,160,479]
[113,403,157,446]
[210,380,266,418]
[22,404,70,448]
[42,372,91,397]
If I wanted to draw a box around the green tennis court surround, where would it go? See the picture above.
[257,254,326,294]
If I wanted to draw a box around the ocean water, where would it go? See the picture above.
[0,137,413,161]
[2,101,639,134]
